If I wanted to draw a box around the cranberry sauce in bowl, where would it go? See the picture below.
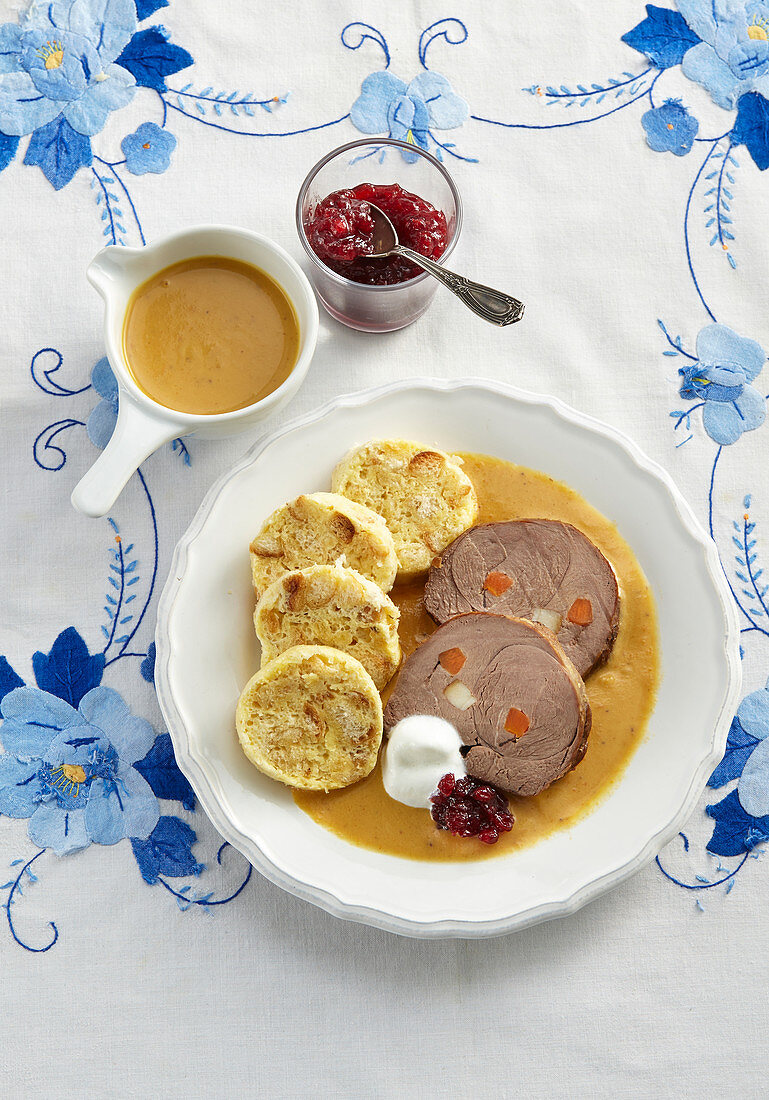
[295,138,462,332]
[304,183,449,285]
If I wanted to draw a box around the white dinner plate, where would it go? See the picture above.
[155,379,741,938]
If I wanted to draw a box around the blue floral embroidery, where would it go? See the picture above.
[619,3,769,174]
[0,0,191,199]
[133,732,194,809]
[0,0,137,139]
[350,70,470,162]
[673,323,767,445]
[131,815,202,883]
[699,681,769,854]
[116,23,191,93]
[732,90,769,169]
[677,0,769,109]
[6,10,768,920]
[343,19,476,163]
[0,683,159,855]
[24,116,93,189]
[86,355,118,449]
[0,621,251,949]
[140,641,156,684]
[641,98,699,154]
[499,0,769,297]
[708,680,769,819]
[656,486,769,893]
[705,790,769,855]
[0,348,254,951]
[121,119,175,173]
[621,4,700,69]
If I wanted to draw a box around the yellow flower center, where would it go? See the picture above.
[61,764,86,784]
[748,15,769,40]
[39,40,65,70]
[51,763,87,797]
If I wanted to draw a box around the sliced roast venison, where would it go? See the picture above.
[424,519,620,677]
[383,614,591,797]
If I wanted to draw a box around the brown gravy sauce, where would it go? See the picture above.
[294,454,660,861]
[123,256,299,415]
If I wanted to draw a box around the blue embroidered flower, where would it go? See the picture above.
[0,0,137,138]
[641,98,699,154]
[708,679,769,816]
[739,724,769,816]
[0,684,159,855]
[735,678,769,741]
[350,70,469,161]
[678,0,769,109]
[678,323,766,444]
[86,356,118,449]
[121,120,176,174]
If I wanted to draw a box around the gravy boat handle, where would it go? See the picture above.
[71,393,181,517]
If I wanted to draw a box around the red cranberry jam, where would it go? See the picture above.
[304,183,448,285]
[430,774,514,845]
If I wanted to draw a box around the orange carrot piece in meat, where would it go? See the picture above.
[439,647,466,675]
[504,707,530,737]
[567,598,593,625]
[483,571,513,596]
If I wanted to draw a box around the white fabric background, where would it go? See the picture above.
[1,1,768,1095]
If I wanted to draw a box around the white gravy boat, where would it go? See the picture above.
[71,225,319,518]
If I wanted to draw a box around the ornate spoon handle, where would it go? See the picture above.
[394,246,524,326]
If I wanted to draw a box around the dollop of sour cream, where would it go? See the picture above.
[382,716,467,809]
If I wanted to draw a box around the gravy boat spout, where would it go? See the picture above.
[86,245,146,296]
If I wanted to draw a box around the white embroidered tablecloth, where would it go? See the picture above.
[2,1,769,1095]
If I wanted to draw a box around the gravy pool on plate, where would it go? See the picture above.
[294,452,660,862]
[123,256,299,415]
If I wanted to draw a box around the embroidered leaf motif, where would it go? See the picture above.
[140,641,156,684]
[733,93,769,172]
[134,732,195,811]
[130,816,204,884]
[170,438,191,466]
[116,26,193,92]
[0,658,24,705]
[708,717,761,788]
[706,789,769,857]
[32,627,105,706]
[24,117,92,191]
[135,0,168,18]
[0,132,19,175]
[621,4,700,69]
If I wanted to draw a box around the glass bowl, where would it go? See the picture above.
[295,138,462,332]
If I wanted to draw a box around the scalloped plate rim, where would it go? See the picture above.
[155,377,741,938]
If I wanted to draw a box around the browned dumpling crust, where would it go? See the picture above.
[236,645,383,791]
[254,563,401,691]
[331,440,478,581]
[249,491,397,600]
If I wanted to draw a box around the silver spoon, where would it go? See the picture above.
[367,203,524,327]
